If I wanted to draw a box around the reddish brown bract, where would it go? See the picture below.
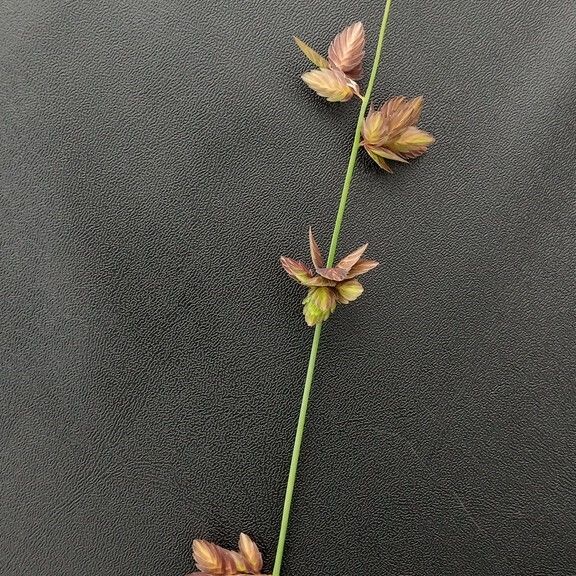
[361,96,435,171]
[295,22,365,102]
[188,534,266,576]
[280,228,378,326]
[328,21,366,80]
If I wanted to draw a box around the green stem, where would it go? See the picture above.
[272,3,393,574]
[271,322,321,576]
[326,0,393,266]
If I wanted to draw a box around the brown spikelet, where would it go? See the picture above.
[379,96,406,121]
[192,540,248,576]
[280,255,335,287]
[365,147,392,172]
[334,243,368,272]
[328,22,365,80]
[282,230,378,326]
[361,96,435,171]
[315,266,348,281]
[316,242,368,280]
[345,259,380,279]
[362,106,386,145]
[293,36,329,69]
[369,146,407,163]
[380,96,424,137]
[280,256,313,285]
[192,541,226,575]
[301,68,357,102]
[389,126,435,158]
[308,227,325,270]
[238,533,263,574]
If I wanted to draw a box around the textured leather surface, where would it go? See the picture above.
[2,1,576,575]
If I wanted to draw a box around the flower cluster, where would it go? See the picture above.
[280,228,378,326]
[295,22,365,101]
[361,96,435,171]
[295,22,435,172]
[188,534,266,576]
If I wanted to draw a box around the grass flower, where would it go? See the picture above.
[295,22,365,101]
[189,534,265,576]
[280,228,378,326]
[361,96,435,171]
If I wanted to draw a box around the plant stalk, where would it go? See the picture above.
[272,2,393,574]
[326,0,393,267]
[271,322,321,576]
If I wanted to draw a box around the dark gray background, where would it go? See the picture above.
[1,0,575,575]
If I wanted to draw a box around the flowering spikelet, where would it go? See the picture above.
[280,228,378,326]
[295,22,365,101]
[300,68,358,102]
[238,533,263,574]
[188,534,267,576]
[361,96,435,171]
[327,21,365,80]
